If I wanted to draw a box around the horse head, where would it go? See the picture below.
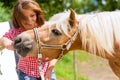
[13,9,78,59]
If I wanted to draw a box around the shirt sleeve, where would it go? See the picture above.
[3,28,24,41]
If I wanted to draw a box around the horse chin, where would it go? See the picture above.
[14,42,34,57]
[16,47,32,57]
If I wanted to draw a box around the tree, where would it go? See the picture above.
[1,0,120,20]
[0,2,11,21]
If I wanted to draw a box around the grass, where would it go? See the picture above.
[54,50,90,80]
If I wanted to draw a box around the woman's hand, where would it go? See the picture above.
[0,37,14,50]
[45,59,58,80]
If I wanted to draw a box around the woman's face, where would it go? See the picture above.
[21,9,37,30]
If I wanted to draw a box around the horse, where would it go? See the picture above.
[0,21,19,80]
[13,9,120,79]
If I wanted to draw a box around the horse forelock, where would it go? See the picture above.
[78,11,120,57]
[56,18,72,38]
[47,11,72,38]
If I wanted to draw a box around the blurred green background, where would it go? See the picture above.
[1,0,120,21]
[0,0,120,80]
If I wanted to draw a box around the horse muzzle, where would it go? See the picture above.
[13,33,33,57]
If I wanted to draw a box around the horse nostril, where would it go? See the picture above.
[14,38,21,44]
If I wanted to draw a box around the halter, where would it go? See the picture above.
[33,27,79,60]
[33,27,78,80]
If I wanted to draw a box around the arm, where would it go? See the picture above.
[0,37,14,50]
[0,28,22,50]
[45,59,58,80]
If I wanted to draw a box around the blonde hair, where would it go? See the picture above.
[12,0,45,29]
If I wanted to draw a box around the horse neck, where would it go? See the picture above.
[66,33,113,59]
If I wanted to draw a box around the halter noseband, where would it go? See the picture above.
[33,27,79,60]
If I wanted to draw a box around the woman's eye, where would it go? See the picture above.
[51,29,62,36]
[31,13,36,17]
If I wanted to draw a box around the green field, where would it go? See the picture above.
[55,50,90,80]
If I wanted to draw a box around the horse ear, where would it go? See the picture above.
[69,9,76,27]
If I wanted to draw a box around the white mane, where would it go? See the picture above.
[77,11,120,56]
[46,11,73,37]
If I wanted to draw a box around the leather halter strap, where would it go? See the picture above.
[33,28,42,58]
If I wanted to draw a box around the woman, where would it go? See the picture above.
[0,0,57,80]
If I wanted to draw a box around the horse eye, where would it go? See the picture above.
[51,29,62,35]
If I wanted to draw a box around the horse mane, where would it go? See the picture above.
[46,10,120,57]
[77,11,120,56]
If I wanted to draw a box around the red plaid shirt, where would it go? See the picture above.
[3,28,49,78]
[18,56,49,77]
